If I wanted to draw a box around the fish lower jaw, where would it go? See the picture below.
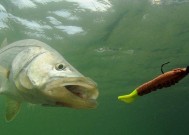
[55,98,97,109]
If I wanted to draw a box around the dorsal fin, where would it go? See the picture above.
[5,97,21,122]
[1,38,8,48]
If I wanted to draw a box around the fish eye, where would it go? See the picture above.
[55,63,66,71]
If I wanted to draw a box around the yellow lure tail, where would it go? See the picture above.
[118,89,138,103]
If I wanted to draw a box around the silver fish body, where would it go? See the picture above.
[0,39,98,121]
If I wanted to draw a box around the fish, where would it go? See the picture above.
[118,66,189,103]
[0,39,99,122]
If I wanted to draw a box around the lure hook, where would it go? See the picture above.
[161,62,170,74]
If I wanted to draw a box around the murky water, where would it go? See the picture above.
[0,0,189,135]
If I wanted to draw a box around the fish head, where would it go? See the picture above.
[15,48,99,109]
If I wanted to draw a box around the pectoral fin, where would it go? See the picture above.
[5,98,21,122]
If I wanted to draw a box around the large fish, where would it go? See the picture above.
[0,39,99,122]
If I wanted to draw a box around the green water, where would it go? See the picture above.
[0,0,189,134]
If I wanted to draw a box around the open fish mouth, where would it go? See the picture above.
[42,77,99,109]
[65,85,97,99]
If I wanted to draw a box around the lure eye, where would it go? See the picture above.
[55,63,66,71]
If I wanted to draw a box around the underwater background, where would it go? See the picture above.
[0,0,189,134]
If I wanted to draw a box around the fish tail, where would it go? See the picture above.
[118,89,138,103]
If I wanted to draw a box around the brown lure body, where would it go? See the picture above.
[137,68,189,96]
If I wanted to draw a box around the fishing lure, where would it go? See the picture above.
[118,63,189,103]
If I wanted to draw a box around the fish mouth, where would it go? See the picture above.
[42,77,99,109]
[65,84,97,100]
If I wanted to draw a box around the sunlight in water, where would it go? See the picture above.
[50,10,79,21]
[55,25,84,35]
[10,0,37,9]
[10,0,112,11]
[11,15,52,32]
[0,4,6,12]
[32,0,63,4]
[0,13,9,29]
[65,0,112,11]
